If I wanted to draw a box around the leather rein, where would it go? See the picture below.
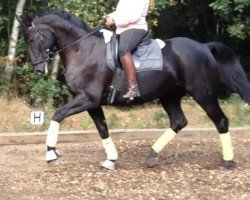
[30,19,104,66]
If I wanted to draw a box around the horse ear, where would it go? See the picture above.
[19,12,33,32]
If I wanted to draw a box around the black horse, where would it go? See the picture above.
[21,9,250,170]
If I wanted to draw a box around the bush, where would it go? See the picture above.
[29,77,69,106]
[13,62,69,106]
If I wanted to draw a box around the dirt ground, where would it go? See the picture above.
[0,134,249,200]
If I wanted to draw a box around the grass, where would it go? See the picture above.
[219,94,250,127]
[153,111,168,128]
[0,95,249,133]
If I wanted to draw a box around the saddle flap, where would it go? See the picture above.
[110,35,122,68]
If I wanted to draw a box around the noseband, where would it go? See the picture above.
[30,22,54,67]
[31,49,54,66]
[30,19,104,67]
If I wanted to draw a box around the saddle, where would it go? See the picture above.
[108,32,152,69]
[100,29,164,104]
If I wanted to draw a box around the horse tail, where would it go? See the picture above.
[207,42,250,104]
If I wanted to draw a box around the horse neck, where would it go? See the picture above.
[39,15,90,49]
[53,26,105,72]
[53,25,88,50]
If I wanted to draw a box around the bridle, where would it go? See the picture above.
[30,21,55,69]
[30,19,104,70]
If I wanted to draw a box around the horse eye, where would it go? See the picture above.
[28,38,35,43]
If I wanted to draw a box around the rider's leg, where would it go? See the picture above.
[120,52,140,99]
[118,29,147,100]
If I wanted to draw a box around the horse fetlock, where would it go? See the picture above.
[100,159,116,170]
[220,160,236,170]
[45,148,61,163]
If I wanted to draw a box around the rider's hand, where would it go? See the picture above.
[104,15,115,27]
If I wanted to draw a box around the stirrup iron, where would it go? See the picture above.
[123,86,140,100]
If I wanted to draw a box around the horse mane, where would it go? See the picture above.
[30,9,102,37]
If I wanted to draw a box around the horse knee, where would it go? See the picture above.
[52,111,64,122]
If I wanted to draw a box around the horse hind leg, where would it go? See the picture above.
[193,95,235,170]
[147,95,187,168]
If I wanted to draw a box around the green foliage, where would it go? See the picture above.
[108,113,119,129]
[45,0,172,31]
[154,0,217,40]
[220,94,250,126]
[0,66,8,88]
[210,0,250,39]
[80,117,94,129]
[48,0,117,26]
[13,62,69,106]
[153,111,167,128]
[16,37,27,56]
[28,76,69,106]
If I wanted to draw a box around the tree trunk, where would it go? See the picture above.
[51,54,60,80]
[5,0,26,82]
[47,54,61,106]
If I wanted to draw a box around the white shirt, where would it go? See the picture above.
[109,0,150,34]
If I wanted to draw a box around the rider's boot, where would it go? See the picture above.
[120,52,140,100]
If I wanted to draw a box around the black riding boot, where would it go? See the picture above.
[120,52,140,100]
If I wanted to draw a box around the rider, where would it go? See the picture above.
[105,0,150,100]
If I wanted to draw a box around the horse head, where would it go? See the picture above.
[21,9,104,76]
[21,13,56,76]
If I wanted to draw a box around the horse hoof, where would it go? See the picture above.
[220,160,236,170]
[47,159,58,166]
[100,159,116,170]
[45,148,61,164]
[146,157,159,168]
[147,149,159,168]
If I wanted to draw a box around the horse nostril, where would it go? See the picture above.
[36,70,43,76]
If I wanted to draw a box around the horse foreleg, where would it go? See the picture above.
[88,108,118,170]
[147,96,187,168]
[45,93,97,164]
[45,120,61,163]
[101,137,118,170]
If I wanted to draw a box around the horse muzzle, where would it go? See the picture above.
[34,62,49,76]
[35,69,44,76]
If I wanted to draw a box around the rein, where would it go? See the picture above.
[31,19,104,66]
[54,19,104,55]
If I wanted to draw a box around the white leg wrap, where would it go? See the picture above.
[219,132,234,161]
[102,137,118,160]
[46,121,60,147]
[152,129,177,154]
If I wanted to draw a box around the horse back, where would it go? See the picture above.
[162,37,219,91]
